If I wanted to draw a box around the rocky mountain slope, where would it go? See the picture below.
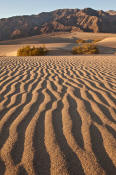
[0,8,116,41]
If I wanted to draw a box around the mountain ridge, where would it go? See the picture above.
[0,8,116,41]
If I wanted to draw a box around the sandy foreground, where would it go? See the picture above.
[0,56,116,175]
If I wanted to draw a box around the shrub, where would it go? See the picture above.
[76,39,86,44]
[17,45,48,56]
[72,43,99,55]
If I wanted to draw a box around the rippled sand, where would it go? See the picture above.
[0,56,116,175]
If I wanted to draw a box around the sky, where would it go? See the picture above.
[0,0,116,19]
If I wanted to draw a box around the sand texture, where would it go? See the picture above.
[0,56,116,175]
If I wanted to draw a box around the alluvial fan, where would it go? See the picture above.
[0,56,116,175]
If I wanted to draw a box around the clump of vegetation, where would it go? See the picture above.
[72,43,99,55]
[76,39,86,44]
[17,45,48,56]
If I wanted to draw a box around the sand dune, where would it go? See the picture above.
[97,37,116,54]
[1,32,116,45]
[0,56,116,175]
[98,37,116,43]
[1,32,116,56]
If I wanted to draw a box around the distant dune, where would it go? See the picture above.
[98,37,116,46]
[97,37,116,54]
[1,31,116,45]
[0,56,116,175]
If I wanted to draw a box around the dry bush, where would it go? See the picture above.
[17,45,48,56]
[72,43,99,55]
[76,39,86,44]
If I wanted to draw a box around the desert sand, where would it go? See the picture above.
[1,32,116,56]
[0,55,116,175]
[97,37,116,54]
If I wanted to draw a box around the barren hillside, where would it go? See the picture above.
[0,8,116,41]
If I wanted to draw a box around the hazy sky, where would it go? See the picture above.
[0,0,116,19]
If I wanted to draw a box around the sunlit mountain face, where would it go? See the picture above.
[0,8,116,41]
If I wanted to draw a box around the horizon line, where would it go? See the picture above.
[0,7,115,20]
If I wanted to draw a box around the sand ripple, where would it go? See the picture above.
[0,56,116,175]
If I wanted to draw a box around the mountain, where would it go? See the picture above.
[0,8,116,41]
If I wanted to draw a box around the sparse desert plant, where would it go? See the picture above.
[72,43,99,55]
[17,45,48,56]
[76,39,86,44]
